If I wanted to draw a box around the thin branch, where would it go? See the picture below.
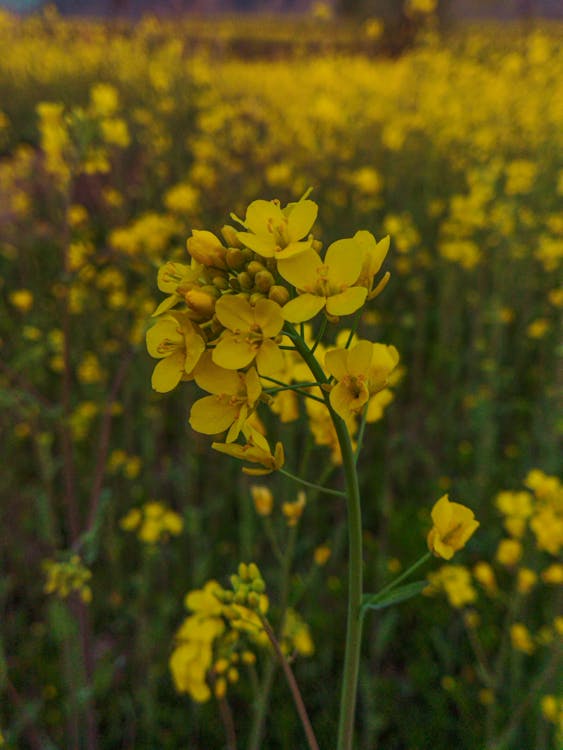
[260,617,320,750]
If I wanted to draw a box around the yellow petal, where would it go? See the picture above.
[215,295,254,332]
[431,495,452,530]
[256,340,285,376]
[325,286,367,316]
[244,367,262,405]
[275,239,313,260]
[254,298,284,337]
[325,238,363,286]
[212,332,256,370]
[324,347,348,381]
[146,317,182,358]
[189,395,239,434]
[282,294,326,323]
[235,231,275,257]
[194,352,240,395]
[287,199,318,240]
[151,351,185,392]
[244,199,284,234]
[277,249,321,289]
[347,340,373,375]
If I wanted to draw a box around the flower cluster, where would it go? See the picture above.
[120,501,183,544]
[169,563,314,703]
[147,195,398,471]
[43,555,92,604]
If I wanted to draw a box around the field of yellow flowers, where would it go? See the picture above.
[0,7,561,750]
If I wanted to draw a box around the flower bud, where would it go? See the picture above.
[255,270,275,293]
[247,260,265,276]
[237,272,253,290]
[187,230,228,270]
[269,285,290,306]
[221,224,242,247]
[226,247,246,270]
[250,486,273,516]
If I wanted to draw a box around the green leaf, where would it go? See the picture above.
[361,580,427,616]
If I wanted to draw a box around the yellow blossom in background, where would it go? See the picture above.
[510,623,535,654]
[541,563,563,584]
[43,555,92,604]
[89,82,119,117]
[9,289,33,312]
[282,491,306,527]
[120,501,183,544]
[516,567,537,594]
[473,561,497,595]
[314,545,331,566]
[496,538,523,567]
[426,565,477,608]
[427,495,479,560]
[281,608,314,657]
[250,485,274,516]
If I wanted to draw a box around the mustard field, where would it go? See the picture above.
[0,8,561,750]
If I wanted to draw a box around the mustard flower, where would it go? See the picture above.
[278,240,367,323]
[426,565,477,608]
[152,260,203,317]
[212,427,284,476]
[250,485,274,516]
[510,623,535,655]
[496,538,523,567]
[325,340,399,421]
[235,197,317,260]
[190,355,262,442]
[427,494,479,560]
[212,295,284,375]
[353,230,391,298]
[146,312,205,393]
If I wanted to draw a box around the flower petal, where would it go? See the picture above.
[325,238,364,286]
[282,294,326,323]
[215,295,254,332]
[254,298,284,338]
[190,395,239,434]
[325,286,367,316]
[256,340,285,376]
[277,249,321,289]
[194,353,240,394]
[212,332,255,370]
[287,200,318,240]
[151,351,185,392]
[324,347,348,381]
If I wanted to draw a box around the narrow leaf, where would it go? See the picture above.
[361,580,427,616]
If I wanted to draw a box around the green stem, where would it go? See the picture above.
[373,552,431,602]
[285,323,364,750]
[353,406,369,464]
[279,468,346,498]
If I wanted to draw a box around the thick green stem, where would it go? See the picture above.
[285,324,364,750]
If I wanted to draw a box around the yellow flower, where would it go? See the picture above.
[190,355,262,442]
[426,565,476,608]
[146,312,205,393]
[9,288,34,312]
[427,495,479,560]
[353,231,391,299]
[314,545,331,566]
[282,491,306,527]
[541,563,563,584]
[213,295,284,375]
[530,507,563,555]
[279,239,367,323]
[517,568,537,594]
[496,538,523,567]
[510,623,535,654]
[153,260,203,317]
[250,485,274,516]
[212,427,284,476]
[235,197,317,260]
[325,340,399,421]
[473,561,497,594]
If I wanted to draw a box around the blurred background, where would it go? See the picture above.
[0,0,561,748]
